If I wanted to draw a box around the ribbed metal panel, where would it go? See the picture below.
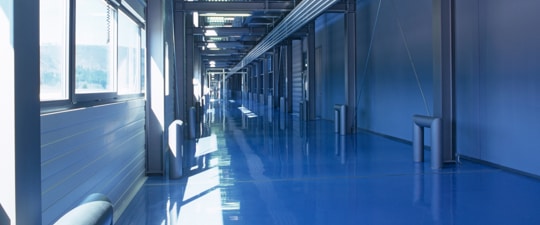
[291,40,303,114]
[41,100,147,225]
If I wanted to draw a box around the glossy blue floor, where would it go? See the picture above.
[117,100,540,225]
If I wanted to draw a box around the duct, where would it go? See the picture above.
[225,0,339,79]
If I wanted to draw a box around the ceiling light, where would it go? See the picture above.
[193,11,199,27]
[209,61,216,65]
[205,30,218,36]
[207,43,217,49]
[199,13,251,17]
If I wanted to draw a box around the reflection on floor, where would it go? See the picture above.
[117,99,540,225]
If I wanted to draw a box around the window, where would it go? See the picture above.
[118,11,141,94]
[140,28,147,94]
[39,0,146,109]
[40,0,69,101]
[75,0,116,93]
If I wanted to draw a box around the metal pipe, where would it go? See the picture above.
[225,0,340,79]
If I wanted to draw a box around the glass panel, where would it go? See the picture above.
[141,28,146,93]
[75,0,115,93]
[118,11,140,94]
[40,0,69,100]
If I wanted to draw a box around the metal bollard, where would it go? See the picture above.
[189,106,197,139]
[168,120,184,179]
[280,97,285,113]
[334,105,340,133]
[299,101,304,120]
[54,193,113,225]
[413,115,443,170]
[334,104,346,135]
[268,95,273,109]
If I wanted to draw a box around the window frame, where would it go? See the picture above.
[40,0,146,113]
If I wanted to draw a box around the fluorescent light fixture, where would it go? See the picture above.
[205,30,218,36]
[207,43,217,49]
[209,61,216,65]
[199,13,251,17]
[193,11,199,27]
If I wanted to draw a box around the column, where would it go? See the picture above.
[307,22,316,120]
[345,1,357,134]
[433,0,454,162]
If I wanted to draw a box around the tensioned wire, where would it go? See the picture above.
[390,0,431,116]
[354,0,383,129]
[354,0,431,129]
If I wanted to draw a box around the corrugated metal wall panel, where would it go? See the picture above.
[291,39,303,114]
[40,99,147,225]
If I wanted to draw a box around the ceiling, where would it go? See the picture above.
[176,0,348,72]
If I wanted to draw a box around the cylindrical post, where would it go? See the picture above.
[334,104,340,133]
[280,97,285,113]
[431,118,443,169]
[413,123,424,162]
[168,120,184,179]
[334,108,339,133]
[339,104,346,135]
[303,101,308,121]
[267,95,273,122]
[189,107,197,139]
[299,101,304,120]
[54,193,113,225]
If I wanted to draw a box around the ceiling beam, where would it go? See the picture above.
[176,1,347,13]
[201,49,244,56]
[197,41,257,48]
[193,27,268,36]
[176,1,294,12]
[202,56,242,61]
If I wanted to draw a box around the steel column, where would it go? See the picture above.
[433,0,455,162]
[174,12,186,121]
[307,22,316,120]
[186,25,195,109]
[10,0,42,223]
[277,46,285,100]
[255,61,260,102]
[345,1,357,134]
[286,41,293,113]
[263,58,269,105]
[147,0,166,174]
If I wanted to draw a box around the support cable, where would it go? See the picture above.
[391,0,431,116]
[354,0,383,126]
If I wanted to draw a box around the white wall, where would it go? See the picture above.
[0,0,15,223]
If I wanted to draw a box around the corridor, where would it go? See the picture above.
[117,100,540,225]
